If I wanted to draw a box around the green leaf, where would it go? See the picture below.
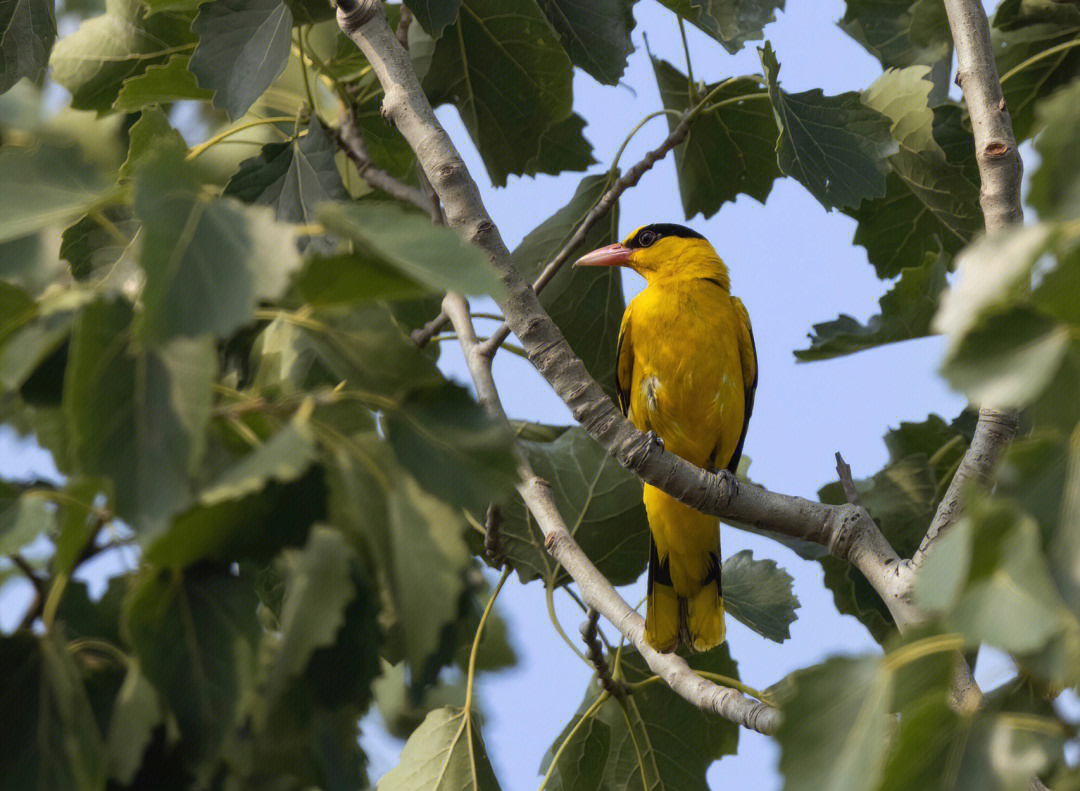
[50,0,195,113]
[260,525,356,705]
[123,563,261,760]
[403,0,461,37]
[199,417,318,505]
[0,0,57,93]
[105,663,161,786]
[132,147,302,343]
[523,112,596,177]
[0,143,114,244]
[223,117,347,224]
[385,380,518,511]
[838,0,950,69]
[0,631,105,791]
[422,0,574,185]
[657,0,782,54]
[993,0,1080,141]
[653,58,780,219]
[189,0,293,120]
[0,486,53,555]
[721,549,799,641]
[59,210,139,280]
[52,477,109,575]
[499,428,649,587]
[112,54,213,112]
[511,174,623,398]
[64,298,216,530]
[379,706,502,791]
[0,281,34,346]
[850,68,982,278]
[291,253,430,305]
[316,200,503,298]
[1029,77,1080,221]
[119,105,187,180]
[541,647,738,791]
[760,41,897,210]
[537,0,635,85]
[796,247,947,360]
[1052,428,1080,616]
[915,498,1071,654]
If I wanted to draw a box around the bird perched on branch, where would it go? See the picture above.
[575,224,757,652]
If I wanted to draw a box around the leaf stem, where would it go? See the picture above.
[537,691,610,791]
[41,572,69,630]
[297,28,316,112]
[546,583,590,664]
[881,633,964,672]
[186,116,295,159]
[463,567,511,714]
[999,39,1080,84]
[678,16,696,102]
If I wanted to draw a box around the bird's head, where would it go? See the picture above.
[573,223,729,288]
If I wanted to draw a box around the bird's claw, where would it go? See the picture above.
[645,431,665,452]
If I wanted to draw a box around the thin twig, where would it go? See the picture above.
[483,503,505,569]
[835,452,863,508]
[395,3,411,50]
[581,608,625,698]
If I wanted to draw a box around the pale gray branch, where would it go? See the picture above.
[443,292,780,734]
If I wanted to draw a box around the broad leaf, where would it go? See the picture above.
[851,68,981,278]
[52,477,109,575]
[721,549,799,641]
[316,200,503,298]
[1029,77,1080,221]
[105,663,161,786]
[993,0,1080,141]
[0,486,53,555]
[0,631,105,791]
[378,706,502,791]
[0,281,34,347]
[59,210,138,280]
[537,0,635,85]
[541,647,739,791]
[0,0,57,93]
[189,0,293,120]
[423,0,574,185]
[50,0,195,113]
[64,298,215,530]
[839,0,950,69]
[385,381,518,511]
[658,0,783,54]
[761,42,896,210]
[112,54,213,112]
[133,148,302,344]
[0,143,114,244]
[403,0,461,37]
[512,174,623,398]
[224,117,347,224]
[119,105,187,180]
[652,57,780,219]
[524,112,596,177]
[123,563,261,760]
[499,428,649,587]
[797,247,947,360]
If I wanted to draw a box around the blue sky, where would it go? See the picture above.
[0,0,1023,788]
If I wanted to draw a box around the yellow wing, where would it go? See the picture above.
[728,296,757,474]
[615,302,634,418]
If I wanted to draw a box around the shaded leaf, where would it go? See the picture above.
[0,486,53,555]
[537,0,635,85]
[524,112,596,177]
[292,252,430,305]
[653,58,780,219]
[133,147,302,343]
[658,0,783,54]
[50,0,195,113]
[0,281,34,347]
[105,663,161,786]
[123,563,261,760]
[721,549,799,641]
[64,298,216,530]
[119,105,186,180]
[839,0,949,69]
[761,42,896,210]
[403,0,461,37]
[499,428,649,587]
[189,0,293,120]
[385,381,518,511]
[423,0,573,185]
[512,174,623,398]
[378,706,501,791]
[541,647,739,791]
[0,0,57,93]
[317,200,502,298]
[224,117,347,224]
[52,477,109,575]
[0,143,114,244]
[1029,77,1080,221]
[112,54,213,112]
[59,210,138,280]
[797,247,947,360]
[0,631,105,791]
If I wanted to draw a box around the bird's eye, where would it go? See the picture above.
[638,230,657,247]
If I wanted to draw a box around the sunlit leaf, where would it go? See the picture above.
[379,706,502,791]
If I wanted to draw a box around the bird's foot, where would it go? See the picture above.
[645,431,665,453]
[708,468,737,506]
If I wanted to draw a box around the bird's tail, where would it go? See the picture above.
[685,553,725,652]
[645,537,680,652]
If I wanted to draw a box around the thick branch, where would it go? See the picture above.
[443,293,779,734]
[335,0,912,624]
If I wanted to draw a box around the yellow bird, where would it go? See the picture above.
[575,224,757,652]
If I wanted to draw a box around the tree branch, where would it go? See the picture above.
[443,292,780,734]
[580,608,626,699]
[335,0,915,630]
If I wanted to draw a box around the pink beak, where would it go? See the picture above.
[573,243,632,267]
